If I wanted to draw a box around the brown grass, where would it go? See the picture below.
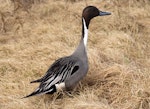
[0,0,150,109]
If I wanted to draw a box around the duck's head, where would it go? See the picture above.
[82,6,111,28]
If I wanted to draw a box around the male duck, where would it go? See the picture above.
[24,6,111,98]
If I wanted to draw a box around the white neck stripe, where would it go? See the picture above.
[82,18,88,46]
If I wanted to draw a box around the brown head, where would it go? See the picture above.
[82,6,111,29]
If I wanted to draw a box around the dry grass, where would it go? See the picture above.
[0,0,150,109]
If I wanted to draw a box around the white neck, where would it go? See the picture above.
[82,18,88,46]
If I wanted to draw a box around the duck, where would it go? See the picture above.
[24,6,111,98]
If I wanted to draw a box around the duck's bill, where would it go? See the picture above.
[99,11,111,16]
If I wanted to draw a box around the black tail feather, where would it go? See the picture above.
[23,92,37,98]
[23,88,41,98]
[30,78,42,83]
[23,85,57,98]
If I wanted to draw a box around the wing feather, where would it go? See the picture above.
[30,56,80,95]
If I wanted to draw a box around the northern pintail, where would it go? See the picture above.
[24,6,111,98]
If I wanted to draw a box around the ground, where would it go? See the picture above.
[0,0,150,109]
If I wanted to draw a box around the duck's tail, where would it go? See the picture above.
[23,85,56,98]
[30,78,43,83]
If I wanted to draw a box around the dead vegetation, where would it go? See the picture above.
[0,0,150,109]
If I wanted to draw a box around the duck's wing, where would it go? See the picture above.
[30,59,61,83]
[24,56,80,98]
[30,56,77,83]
